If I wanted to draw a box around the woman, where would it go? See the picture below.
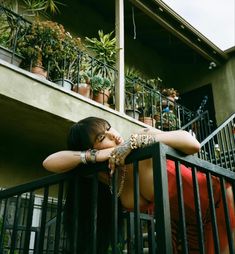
[43,117,234,254]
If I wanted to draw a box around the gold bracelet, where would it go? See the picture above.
[130,134,139,149]
[130,134,157,149]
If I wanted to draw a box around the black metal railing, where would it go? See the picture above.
[0,4,199,126]
[181,111,212,143]
[0,171,76,254]
[125,77,196,129]
[1,143,235,253]
[0,5,30,65]
[199,113,235,171]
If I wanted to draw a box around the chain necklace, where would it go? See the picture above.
[109,166,127,197]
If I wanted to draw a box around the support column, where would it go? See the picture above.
[115,0,125,113]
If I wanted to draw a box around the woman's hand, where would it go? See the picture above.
[108,140,132,176]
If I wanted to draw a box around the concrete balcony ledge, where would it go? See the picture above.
[0,59,146,138]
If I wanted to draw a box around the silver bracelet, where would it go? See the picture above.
[80,151,87,164]
[89,149,97,163]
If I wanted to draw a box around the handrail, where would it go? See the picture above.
[197,113,235,171]
[201,113,235,146]
[0,162,108,200]
[0,170,74,199]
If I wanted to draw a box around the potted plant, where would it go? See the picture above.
[50,31,84,90]
[155,87,179,130]
[73,67,92,98]
[124,67,142,119]
[90,75,112,105]
[138,88,157,127]
[0,0,61,66]
[0,5,27,66]
[17,20,65,78]
[85,30,116,82]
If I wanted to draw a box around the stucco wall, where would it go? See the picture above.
[174,56,235,124]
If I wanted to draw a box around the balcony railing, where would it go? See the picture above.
[0,4,200,129]
[1,143,235,253]
[199,113,235,171]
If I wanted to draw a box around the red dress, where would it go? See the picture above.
[166,160,235,253]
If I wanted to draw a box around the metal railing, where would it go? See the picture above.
[1,143,235,253]
[0,5,30,65]
[199,113,235,171]
[0,4,199,126]
[181,111,212,143]
[0,171,75,253]
[125,77,196,129]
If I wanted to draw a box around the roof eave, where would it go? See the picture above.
[129,0,229,65]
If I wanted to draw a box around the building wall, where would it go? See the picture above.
[175,55,235,124]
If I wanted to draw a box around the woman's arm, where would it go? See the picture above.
[108,129,200,172]
[142,129,200,155]
[43,147,115,173]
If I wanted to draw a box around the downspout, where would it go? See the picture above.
[115,0,125,113]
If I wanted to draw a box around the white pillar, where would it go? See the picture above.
[115,0,125,113]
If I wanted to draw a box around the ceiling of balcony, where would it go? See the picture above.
[62,0,227,67]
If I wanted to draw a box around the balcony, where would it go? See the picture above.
[0,2,235,253]
[0,4,200,133]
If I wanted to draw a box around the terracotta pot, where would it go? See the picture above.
[139,116,156,127]
[75,83,91,98]
[31,65,47,79]
[92,90,110,106]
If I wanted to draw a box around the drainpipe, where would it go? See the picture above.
[115,0,125,113]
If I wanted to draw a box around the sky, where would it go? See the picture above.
[162,0,235,50]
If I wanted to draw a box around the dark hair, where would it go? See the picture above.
[67,117,110,151]
[64,117,114,254]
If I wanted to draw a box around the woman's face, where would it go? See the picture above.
[93,125,124,150]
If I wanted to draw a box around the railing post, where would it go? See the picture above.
[111,170,119,254]
[91,174,98,254]
[152,143,173,253]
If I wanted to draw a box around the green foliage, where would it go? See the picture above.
[85,30,116,81]
[17,20,65,67]
[50,31,84,81]
[90,75,111,95]
[124,67,143,110]
[1,0,62,17]
[85,30,116,66]
[125,66,143,92]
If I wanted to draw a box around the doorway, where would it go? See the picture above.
[180,84,217,130]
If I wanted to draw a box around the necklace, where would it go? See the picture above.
[109,166,127,197]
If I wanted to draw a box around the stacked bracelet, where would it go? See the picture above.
[89,149,97,163]
[130,134,157,149]
[80,151,87,164]
[80,149,97,164]
[130,134,139,149]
